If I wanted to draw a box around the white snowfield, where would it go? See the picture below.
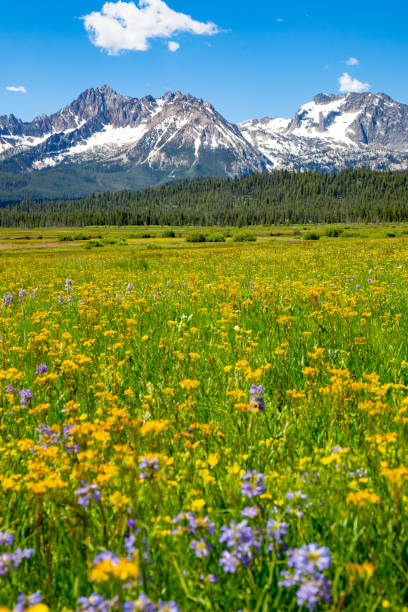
[288,98,361,144]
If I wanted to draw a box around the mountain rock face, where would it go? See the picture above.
[2,87,408,200]
[0,85,267,176]
[239,92,408,171]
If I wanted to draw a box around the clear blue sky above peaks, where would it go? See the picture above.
[1,0,407,124]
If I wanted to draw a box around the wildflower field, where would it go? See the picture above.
[0,231,408,611]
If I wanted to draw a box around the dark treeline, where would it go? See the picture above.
[1,168,408,227]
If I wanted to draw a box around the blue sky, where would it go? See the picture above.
[1,0,408,124]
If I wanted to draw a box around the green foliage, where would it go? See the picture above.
[325,227,344,237]
[58,235,74,242]
[73,233,93,241]
[303,231,320,240]
[162,229,176,238]
[186,232,207,243]
[85,239,104,249]
[233,231,256,242]
[206,233,226,242]
[101,237,127,246]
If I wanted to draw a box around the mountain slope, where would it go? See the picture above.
[3,88,408,201]
[239,92,408,171]
[0,86,267,180]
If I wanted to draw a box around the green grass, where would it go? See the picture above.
[0,230,406,610]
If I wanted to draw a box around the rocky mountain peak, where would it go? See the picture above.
[3,86,408,195]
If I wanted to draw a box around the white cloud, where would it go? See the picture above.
[5,86,27,93]
[346,57,359,66]
[83,0,220,54]
[275,18,284,22]
[168,41,180,52]
[338,72,370,93]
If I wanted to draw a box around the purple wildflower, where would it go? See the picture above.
[157,603,181,612]
[296,576,331,610]
[76,593,119,612]
[189,538,210,558]
[19,389,32,408]
[280,543,332,610]
[241,506,259,518]
[219,550,239,573]
[35,364,47,375]
[249,384,265,412]
[139,457,160,480]
[266,519,289,550]
[0,548,35,575]
[76,482,101,507]
[14,592,42,612]
[241,470,266,498]
[2,293,14,307]
[123,593,156,612]
[0,532,14,547]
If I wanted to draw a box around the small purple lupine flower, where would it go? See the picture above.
[157,602,181,612]
[241,506,259,518]
[219,520,252,548]
[123,593,156,612]
[171,512,214,537]
[296,576,331,610]
[205,573,218,584]
[92,551,120,565]
[0,548,35,575]
[190,538,210,558]
[125,533,136,557]
[279,569,299,588]
[18,289,26,301]
[19,389,32,408]
[0,531,14,547]
[219,550,239,573]
[11,548,35,567]
[266,519,289,550]
[286,490,308,518]
[76,482,101,507]
[249,384,265,412]
[2,293,14,307]
[219,519,262,570]
[35,364,47,375]
[138,457,160,480]
[5,386,15,393]
[77,593,119,612]
[14,592,42,612]
[286,491,307,501]
[241,470,266,498]
[65,279,73,291]
[294,543,331,573]
[280,543,332,610]
[188,515,215,536]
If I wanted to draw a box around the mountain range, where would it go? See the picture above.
[1,85,408,200]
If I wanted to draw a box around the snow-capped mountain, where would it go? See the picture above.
[2,87,408,200]
[239,92,408,171]
[0,85,267,176]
